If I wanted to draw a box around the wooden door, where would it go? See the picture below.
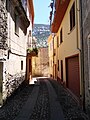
[66,55,80,97]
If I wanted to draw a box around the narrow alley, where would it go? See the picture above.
[0,78,89,120]
[0,0,90,119]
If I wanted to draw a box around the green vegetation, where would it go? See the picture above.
[27,47,38,55]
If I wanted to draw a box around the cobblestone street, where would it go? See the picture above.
[0,0,90,119]
[0,78,89,120]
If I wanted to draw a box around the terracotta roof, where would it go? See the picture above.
[51,0,70,33]
[27,0,34,26]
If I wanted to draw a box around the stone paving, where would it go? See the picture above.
[49,79,89,120]
[30,80,50,120]
[0,82,34,120]
[45,79,64,120]
[0,78,89,120]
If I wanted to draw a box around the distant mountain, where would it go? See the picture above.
[32,24,51,48]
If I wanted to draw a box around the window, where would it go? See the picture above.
[57,36,59,47]
[70,2,75,31]
[60,28,63,43]
[6,0,8,10]
[29,30,31,37]
[15,13,19,36]
[21,61,23,70]
[61,60,63,81]
[58,60,59,71]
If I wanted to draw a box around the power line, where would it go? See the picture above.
[0,32,27,50]
[0,32,27,57]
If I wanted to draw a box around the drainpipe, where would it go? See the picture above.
[79,0,85,111]
[76,0,81,51]
[76,0,85,110]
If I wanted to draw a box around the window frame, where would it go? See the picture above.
[21,61,23,70]
[70,2,75,31]
[15,13,19,36]
[57,36,59,47]
[61,60,63,81]
[58,60,59,71]
[60,28,63,43]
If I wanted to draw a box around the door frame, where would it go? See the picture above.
[0,61,4,106]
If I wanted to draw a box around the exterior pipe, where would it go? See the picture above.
[79,0,85,111]
[76,0,80,51]
[76,0,85,111]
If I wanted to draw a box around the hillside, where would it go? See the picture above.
[32,24,51,47]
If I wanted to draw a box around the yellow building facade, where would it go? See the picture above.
[48,0,81,98]
[48,35,54,78]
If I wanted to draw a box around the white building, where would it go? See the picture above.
[27,0,34,49]
[0,0,34,106]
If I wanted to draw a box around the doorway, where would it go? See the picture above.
[0,62,3,105]
[66,55,80,98]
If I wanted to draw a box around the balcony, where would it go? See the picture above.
[27,48,38,57]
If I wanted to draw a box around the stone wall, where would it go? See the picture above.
[3,72,25,100]
[0,0,8,50]
[80,0,90,116]
[32,47,49,77]
[0,0,27,103]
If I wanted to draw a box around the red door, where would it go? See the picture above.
[66,55,80,98]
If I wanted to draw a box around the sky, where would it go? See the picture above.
[33,0,51,25]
